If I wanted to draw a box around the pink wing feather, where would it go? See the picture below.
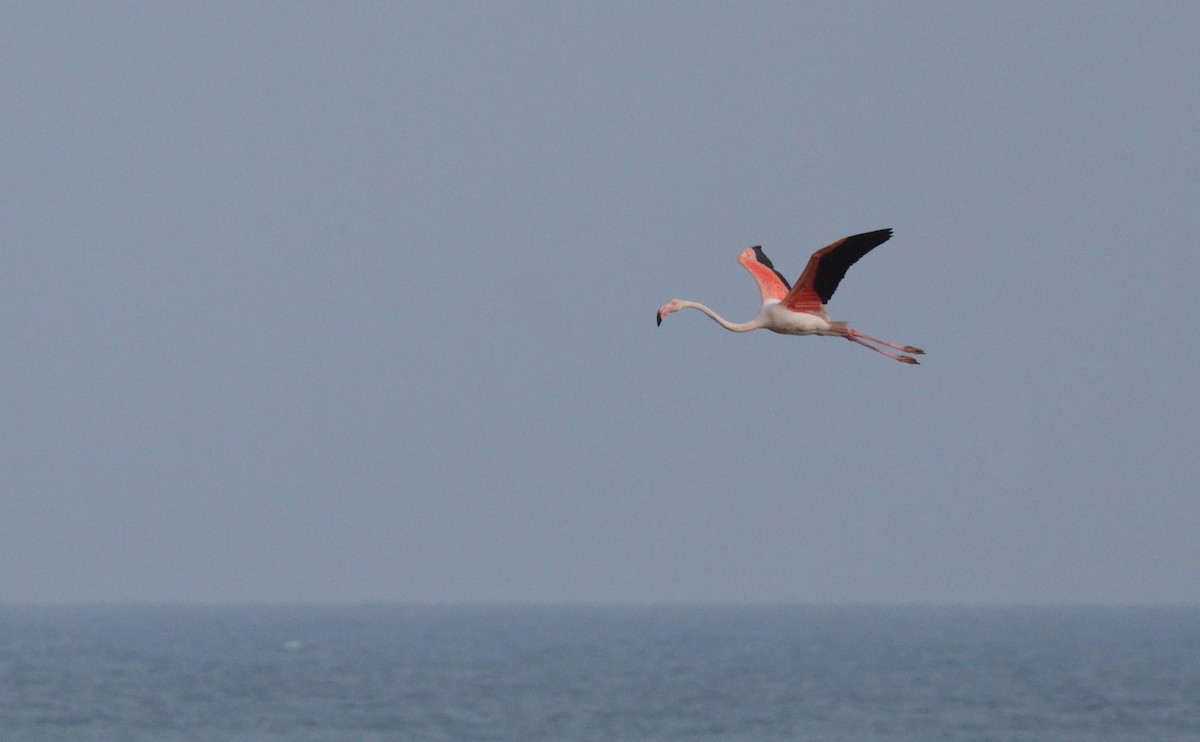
[737,246,790,303]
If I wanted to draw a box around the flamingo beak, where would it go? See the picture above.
[656,302,673,326]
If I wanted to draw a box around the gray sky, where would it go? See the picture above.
[3,3,1198,605]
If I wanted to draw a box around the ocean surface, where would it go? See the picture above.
[1,605,1197,741]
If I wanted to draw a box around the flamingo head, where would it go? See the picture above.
[656,299,683,326]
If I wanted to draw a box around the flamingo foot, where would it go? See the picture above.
[903,346,925,355]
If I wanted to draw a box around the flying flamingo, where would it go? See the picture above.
[656,229,923,364]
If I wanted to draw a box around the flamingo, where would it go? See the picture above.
[656,229,923,364]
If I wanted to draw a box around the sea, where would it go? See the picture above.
[1,605,1197,741]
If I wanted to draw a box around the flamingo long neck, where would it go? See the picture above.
[680,300,765,332]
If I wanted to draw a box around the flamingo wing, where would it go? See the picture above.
[782,228,893,311]
[738,246,791,303]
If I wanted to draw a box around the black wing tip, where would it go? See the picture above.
[844,228,893,250]
[812,228,895,304]
[750,245,792,290]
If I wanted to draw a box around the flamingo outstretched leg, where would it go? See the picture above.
[846,329,924,355]
[834,328,920,364]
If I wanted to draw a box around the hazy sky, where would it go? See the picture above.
[4,4,1198,605]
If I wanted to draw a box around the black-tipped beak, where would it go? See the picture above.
[656,311,663,326]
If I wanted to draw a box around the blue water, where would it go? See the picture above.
[1,606,1197,741]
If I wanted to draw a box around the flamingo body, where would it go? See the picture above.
[657,229,923,363]
[760,302,833,334]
